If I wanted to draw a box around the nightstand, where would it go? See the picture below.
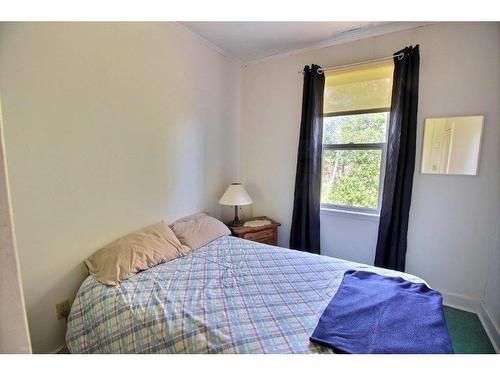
[226,216,281,246]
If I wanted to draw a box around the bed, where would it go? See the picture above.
[66,235,424,353]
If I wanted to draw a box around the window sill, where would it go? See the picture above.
[320,207,380,222]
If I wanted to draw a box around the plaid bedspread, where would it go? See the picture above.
[66,235,424,353]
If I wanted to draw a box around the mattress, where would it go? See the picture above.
[66,235,424,353]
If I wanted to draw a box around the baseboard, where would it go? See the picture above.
[441,291,482,313]
[477,301,500,354]
[441,291,499,353]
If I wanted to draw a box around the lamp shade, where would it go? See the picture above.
[219,183,253,206]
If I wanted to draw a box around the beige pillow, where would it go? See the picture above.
[170,213,230,250]
[85,222,190,286]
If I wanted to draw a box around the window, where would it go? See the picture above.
[321,61,394,214]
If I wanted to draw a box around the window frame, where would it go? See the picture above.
[320,107,390,215]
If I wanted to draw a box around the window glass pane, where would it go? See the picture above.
[323,112,388,144]
[321,149,382,209]
[324,60,393,114]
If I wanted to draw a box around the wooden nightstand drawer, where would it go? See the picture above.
[226,216,281,247]
[244,229,274,241]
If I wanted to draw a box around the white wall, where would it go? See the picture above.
[483,26,500,331]
[484,208,500,328]
[0,22,241,353]
[241,23,499,315]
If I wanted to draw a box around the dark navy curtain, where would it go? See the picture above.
[290,64,325,254]
[375,45,420,271]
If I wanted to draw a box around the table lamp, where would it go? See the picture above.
[219,183,253,226]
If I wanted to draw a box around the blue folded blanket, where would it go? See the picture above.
[310,270,453,354]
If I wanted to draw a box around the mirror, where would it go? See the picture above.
[421,116,484,176]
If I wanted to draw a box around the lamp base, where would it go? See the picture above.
[229,205,243,227]
[229,218,244,227]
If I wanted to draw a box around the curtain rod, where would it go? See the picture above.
[298,52,404,74]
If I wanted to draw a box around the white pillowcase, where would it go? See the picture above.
[170,213,230,250]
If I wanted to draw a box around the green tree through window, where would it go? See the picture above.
[321,112,388,211]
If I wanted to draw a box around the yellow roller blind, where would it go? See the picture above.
[324,60,394,115]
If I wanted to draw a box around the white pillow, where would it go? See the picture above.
[170,213,230,250]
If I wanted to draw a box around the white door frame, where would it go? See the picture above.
[0,92,32,353]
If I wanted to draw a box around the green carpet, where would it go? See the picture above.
[443,306,495,354]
